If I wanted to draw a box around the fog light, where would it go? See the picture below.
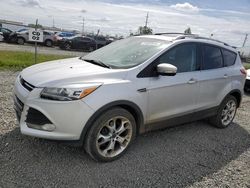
[27,123,55,132]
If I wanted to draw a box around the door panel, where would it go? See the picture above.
[196,44,231,110]
[147,72,199,123]
[145,43,200,124]
[196,68,230,110]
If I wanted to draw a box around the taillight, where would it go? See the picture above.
[240,68,247,78]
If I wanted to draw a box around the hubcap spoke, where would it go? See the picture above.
[102,140,116,156]
[97,134,111,146]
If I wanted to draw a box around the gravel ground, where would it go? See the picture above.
[0,42,87,56]
[0,70,250,188]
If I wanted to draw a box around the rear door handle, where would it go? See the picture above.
[187,78,197,84]
[223,74,228,78]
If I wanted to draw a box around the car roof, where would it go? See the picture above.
[136,34,237,53]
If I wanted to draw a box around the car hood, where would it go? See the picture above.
[21,57,128,87]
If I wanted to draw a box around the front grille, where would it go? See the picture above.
[13,95,24,122]
[26,108,52,125]
[20,77,35,91]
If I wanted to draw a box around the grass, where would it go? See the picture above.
[0,51,73,70]
[244,63,250,70]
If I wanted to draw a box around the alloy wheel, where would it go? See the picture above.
[221,99,236,126]
[96,116,133,158]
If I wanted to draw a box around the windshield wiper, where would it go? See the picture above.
[81,58,111,69]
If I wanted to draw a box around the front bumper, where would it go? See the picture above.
[13,76,94,140]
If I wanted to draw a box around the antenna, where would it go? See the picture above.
[52,18,55,28]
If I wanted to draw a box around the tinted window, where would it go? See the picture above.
[222,49,236,67]
[83,38,91,42]
[1,28,11,33]
[43,31,51,35]
[203,45,223,70]
[74,37,82,40]
[158,43,197,73]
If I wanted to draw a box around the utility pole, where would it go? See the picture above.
[145,12,149,27]
[52,18,55,28]
[242,34,248,47]
[82,17,85,36]
[35,19,38,64]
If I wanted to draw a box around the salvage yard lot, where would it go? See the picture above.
[0,70,249,187]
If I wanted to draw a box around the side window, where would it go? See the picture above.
[203,45,223,70]
[158,43,197,73]
[83,38,91,42]
[222,49,236,67]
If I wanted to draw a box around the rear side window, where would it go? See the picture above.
[203,45,223,70]
[222,49,236,67]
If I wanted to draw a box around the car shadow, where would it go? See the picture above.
[0,121,249,187]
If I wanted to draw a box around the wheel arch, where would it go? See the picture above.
[17,36,26,42]
[224,89,242,107]
[79,100,145,145]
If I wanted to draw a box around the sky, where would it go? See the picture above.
[1,0,250,47]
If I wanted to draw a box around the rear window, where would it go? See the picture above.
[203,45,223,70]
[222,49,236,67]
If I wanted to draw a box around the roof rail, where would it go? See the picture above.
[155,32,195,36]
[174,35,231,47]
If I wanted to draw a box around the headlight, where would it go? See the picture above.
[40,83,101,101]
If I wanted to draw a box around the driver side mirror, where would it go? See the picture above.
[157,63,177,76]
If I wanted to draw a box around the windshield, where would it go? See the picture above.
[82,37,169,69]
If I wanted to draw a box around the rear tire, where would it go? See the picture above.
[45,39,53,47]
[209,95,238,128]
[84,107,136,162]
[64,42,71,50]
[17,37,25,45]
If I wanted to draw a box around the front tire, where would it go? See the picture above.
[209,95,238,128]
[85,107,136,162]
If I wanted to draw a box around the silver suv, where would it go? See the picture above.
[16,30,55,47]
[13,34,247,162]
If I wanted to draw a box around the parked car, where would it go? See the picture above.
[244,69,250,92]
[16,30,55,47]
[87,35,109,48]
[59,36,97,51]
[13,34,246,162]
[0,32,3,42]
[0,27,13,41]
[54,32,76,45]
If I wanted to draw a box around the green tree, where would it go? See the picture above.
[28,23,43,29]
[138,26,153,35]
[184,27,192,34]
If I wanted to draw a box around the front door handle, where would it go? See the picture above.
[187,78,197,84]
[223,74,228,78]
